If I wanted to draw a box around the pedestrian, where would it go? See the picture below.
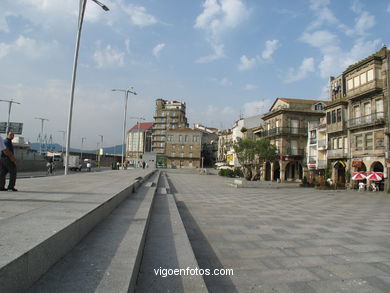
[142,161,146,169]
[86,161,91,172]
[0,131,18,191]
[116,161,120,170]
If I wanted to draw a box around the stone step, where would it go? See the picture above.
[27,171,160,293]
[0,169,156,293]
[135,172,207,293]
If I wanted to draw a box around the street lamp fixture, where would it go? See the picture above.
[112,87,138,168]
[64,0,109,175]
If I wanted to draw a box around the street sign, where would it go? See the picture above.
[0,122,23,134]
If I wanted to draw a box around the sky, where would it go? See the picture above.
[0,0,390,149]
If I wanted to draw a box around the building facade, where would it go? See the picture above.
[165,129,202,168]
[260,98,328,182]
[151,99,189,156]
[126,122,153,163]
[344,47,389,190]
[217,129,233,165]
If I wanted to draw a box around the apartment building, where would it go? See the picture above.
[165,128,202,168]
[151,99,189,165]
[307,117,328,181]
[126,122,153,163]
[344,47,389,189]
[260,98,327,182]
[217,129,233,165]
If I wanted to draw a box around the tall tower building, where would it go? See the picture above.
[152,99,189,155]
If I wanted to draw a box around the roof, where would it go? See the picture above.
[344,46,389,74]
[128,122,154,132]
[268,97,330,112]
[166,128,200,133]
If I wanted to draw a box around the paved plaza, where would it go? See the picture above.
[167,170,390,293]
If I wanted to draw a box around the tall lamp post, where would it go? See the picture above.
[81,137,86,161]
[112,87,137,168]
[64,0,109,175]
[0,99,21,134]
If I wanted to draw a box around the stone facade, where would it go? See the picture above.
[151,99,189,155]
[165,129,202,168]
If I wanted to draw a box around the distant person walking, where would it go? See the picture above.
[142,161,146,169]
[0,131,18,191]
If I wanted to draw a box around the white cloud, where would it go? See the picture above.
[261,40,280,60]
[286,57,315,83]
[244,84,257,90]
[238,39,280,71]
[307,0,337,31]
[243,100,267,117]
[153,43,166,58]
[0,35,58,59]
[0,43,11,59]
[122,4,157,27]
[300,30,339,51]
[210,76,232,86]
[93,43,125,68]
[238,55,257,71]
[195,0,249,63]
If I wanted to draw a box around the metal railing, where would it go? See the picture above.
[260,127,307,137]
[347,112,384,128]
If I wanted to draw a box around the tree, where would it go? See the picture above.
[233,138,278,181]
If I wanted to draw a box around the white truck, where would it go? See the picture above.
[65,155,82,171]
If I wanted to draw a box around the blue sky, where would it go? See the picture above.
[1,0,389,148]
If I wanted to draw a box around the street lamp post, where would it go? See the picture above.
[58,130,66,154]
[98,134,103,167]
[81,137,86,160]
[112,87,137,168]
[64,0,109,175]
[0,99,21,134]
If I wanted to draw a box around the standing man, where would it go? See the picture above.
[0,131,17,191]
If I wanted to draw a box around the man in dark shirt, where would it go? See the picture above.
[0,131,17,191]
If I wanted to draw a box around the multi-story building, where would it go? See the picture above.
[165,129,202,168]
[193,124,219,167]
[344,47,389,189]
[126,122,153,164]
[260,98,328,182]
[307,117,328,181]
[151,99,189,156]
[217,129,233,165]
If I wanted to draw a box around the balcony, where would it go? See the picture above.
[260,127,307,137]
[346,80,383,99]
[326,121,346,133]
[285,148,305,156]
[309,138,317,145]
[327,149,348,159]
[317,139,327,149]
[347,112,385,129]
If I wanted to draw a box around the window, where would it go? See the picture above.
[355,135,363,150]
[338,137,343,149]
[179,135,182,142]
[314,103,324,110]
[331,110,336,124]
[190,145,193,150]
[347,79,354,90]
[172,145,176,149]
[189,153,193,158]
[365,133,373,150]
[171,152,176,157]
[180,153,184,158]
[344,137,348,152]
[354,105,360,118]
[181,145,184,150]
[360,72,367,84]
[333,138,337,150]
[364,102,371,116]
[336,109,341,122]
[354,76,360,87]
[327,112,331,124]
[376,99,384,118]
[367,69,374,81]
[184,135,188,142]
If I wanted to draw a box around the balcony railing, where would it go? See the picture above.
[260,127,307,137]
[326,121,346,133]
[327,149,348,158]
[347,112,385,128]
[286,148,305,156]
[309,138,317,144]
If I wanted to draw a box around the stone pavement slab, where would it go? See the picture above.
[167,171,390,293]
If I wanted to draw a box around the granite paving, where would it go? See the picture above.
[167,170,390,293]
